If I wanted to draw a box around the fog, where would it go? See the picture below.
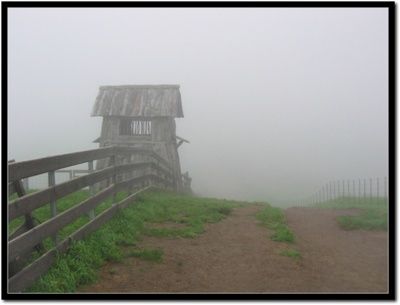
[7,7,389,206]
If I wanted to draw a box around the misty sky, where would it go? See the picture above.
[7,7,389,206]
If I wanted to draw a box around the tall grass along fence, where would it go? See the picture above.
[294,177,388,206]
[7,145,175,292]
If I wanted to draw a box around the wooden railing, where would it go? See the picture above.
[7,146,175,292]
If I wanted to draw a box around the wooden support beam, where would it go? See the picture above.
[176,135,189,148]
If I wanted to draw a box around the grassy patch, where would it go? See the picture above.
[254,207,283,230]
[312,196,387,210]
[281,248,302,259]
[269,225,296,243]
[136,190,242,239]
[338,211,387,230]
[125,248,163,263]
[312,197,388,231]
[255,207,296,244]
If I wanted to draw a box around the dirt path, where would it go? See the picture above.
[78,205,388,293]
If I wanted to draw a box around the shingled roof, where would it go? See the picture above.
[91,85,183,118]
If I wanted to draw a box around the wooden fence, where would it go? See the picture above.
[7,145,175,292]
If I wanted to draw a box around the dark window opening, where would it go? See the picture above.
[120,119,152,136]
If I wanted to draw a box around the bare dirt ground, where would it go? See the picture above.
[78,205,388,294]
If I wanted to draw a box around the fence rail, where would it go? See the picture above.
[7,146,175,292]
[294,177,388,206]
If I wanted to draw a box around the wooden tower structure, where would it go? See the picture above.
[91,84,189,192]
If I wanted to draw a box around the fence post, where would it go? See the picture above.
[363,179,366,204]
[88,161,95,220]
[333,181,336,201]
[370,178,372,204]
[48,170,58,246]
[328,182,331,201]
[342,180,344,199]
[377,178,379,203]
[347,180,350,199]
[110,155,117,205]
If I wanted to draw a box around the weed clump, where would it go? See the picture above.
[281,248,302,259]
[269,225,296,243]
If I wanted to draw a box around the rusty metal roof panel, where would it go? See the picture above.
[91,85,183,118]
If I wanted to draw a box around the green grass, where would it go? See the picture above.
[254,207,284,230]
[281,248,302,259]
[136,190,242,239]
[255,207,296,244]
[269,225,296,243]
[19,189,246,292]
[125,248,164,264]
[312,197,388,231]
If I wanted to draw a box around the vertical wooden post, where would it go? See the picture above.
[370,178,372,204]
[110,155,117,205]
[333,181,336,201]
[88,161,95,220]
[342,180,345,199]
[48,170,58,246]
[353,180,355,204]
[376,178,379,202]
[363,179,366,204]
